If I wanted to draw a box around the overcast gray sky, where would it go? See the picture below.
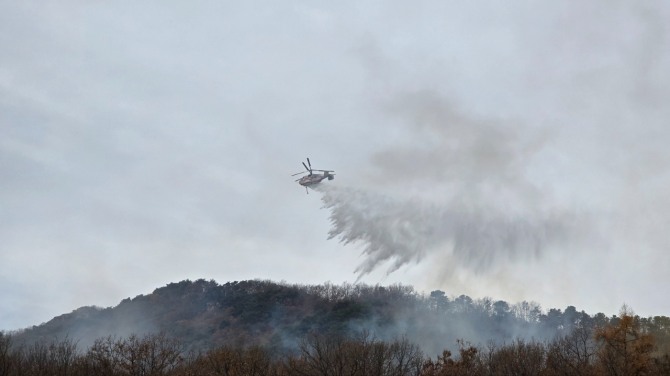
[2,1,670,331]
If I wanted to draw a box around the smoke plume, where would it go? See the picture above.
[315,90,592,279]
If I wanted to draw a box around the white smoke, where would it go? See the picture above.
[313,88,591,279]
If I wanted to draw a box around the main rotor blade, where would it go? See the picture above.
[302,162,311,173]
[312,169,334,172]
[291,171,306,176]
[307,158,312,168]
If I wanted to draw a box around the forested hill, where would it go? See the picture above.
[9,279,670,356]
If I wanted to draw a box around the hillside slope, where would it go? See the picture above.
[10,279,670,357]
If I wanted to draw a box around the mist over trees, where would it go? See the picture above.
[2,315,669,375]
[3,279,669,375]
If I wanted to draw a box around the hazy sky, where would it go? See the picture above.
[2,1,669,331]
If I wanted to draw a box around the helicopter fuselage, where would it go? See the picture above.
[298,171,334,186]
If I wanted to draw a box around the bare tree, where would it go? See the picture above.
[0,333,11,376]
[487,339,546,376]
[286,333,423,376]
[85,333,182,376]
[545,325,598,375]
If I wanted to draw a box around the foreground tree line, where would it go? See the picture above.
[2,308,669,376]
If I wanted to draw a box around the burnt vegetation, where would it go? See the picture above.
[2,279,670,375]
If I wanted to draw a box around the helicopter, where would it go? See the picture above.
[291,158,335,193]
